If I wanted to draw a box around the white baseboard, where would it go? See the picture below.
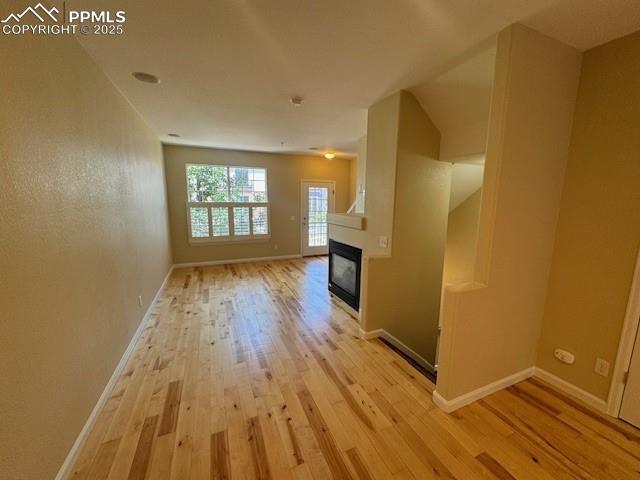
[359,328,436,374]
[55,265,174,480]
[533,367,607,413]
[431,366,608,415]
[432,367,535,413]
[173,254,302,268]
[359,328,384,340]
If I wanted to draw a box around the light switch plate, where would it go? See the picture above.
[595,358,610,377]
[378,236,388,248]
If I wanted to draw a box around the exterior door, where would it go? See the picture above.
[620,326,640,427]
[301,181,335,256]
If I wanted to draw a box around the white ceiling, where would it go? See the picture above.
[73,0,640,157]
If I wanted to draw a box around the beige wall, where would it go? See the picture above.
[0,35,172,479]
[349,157,357,206]
[164,145,351,264]
[363,94,401,256]
[362,91,450,368]
[354,135,367,214]
[443,189,482,285]
[537,30,640,401]
[437,25,582,400]
[440,121,489,161]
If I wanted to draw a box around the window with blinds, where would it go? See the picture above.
[185,164,270,242]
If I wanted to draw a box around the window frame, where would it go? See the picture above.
[185,164,271,244]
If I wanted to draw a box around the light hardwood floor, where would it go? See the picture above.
[70,257,640,479]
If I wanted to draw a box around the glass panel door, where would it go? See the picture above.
[308,186,329,247]
[301,181,335,256]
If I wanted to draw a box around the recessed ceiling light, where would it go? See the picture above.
[168,133,181,138]
[132,72,160,84]
[324,152,336,160]
[290,96,303,107]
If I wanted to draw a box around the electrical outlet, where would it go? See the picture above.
[554,348,575,365]
[138,295,143,308]
[595,358,610,377]
[378,236,388,248]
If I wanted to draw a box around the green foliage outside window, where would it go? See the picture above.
[187,165,267,203]
[187,165,228,202]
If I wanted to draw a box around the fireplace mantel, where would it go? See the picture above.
[328,213,366,250]
[327,213,365,230]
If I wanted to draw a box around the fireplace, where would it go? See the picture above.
[328,239,362,310]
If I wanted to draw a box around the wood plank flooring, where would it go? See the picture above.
[69,257,640,479]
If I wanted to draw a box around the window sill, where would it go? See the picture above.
[188,236,271,246]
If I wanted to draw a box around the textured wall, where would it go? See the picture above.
[354,136,367,214]
[437,25,581,400]
[163,145,351,264]
[443,189,482,285]
[537,30,640,400]
[349,157,357,206]
[362,91,450,368]
[362,94,401,256]
[0,35,172,479]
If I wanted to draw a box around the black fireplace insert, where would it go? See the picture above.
[328,239,362,310]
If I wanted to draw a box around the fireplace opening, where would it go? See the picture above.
[328,239,362,310]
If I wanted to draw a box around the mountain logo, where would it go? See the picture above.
[1,3,59,23]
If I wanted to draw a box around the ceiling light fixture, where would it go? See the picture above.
[132,72,160,84]
[290,96,303,107]
[324,152,336,160]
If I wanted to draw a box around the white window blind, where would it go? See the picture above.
[186,164,270,243]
